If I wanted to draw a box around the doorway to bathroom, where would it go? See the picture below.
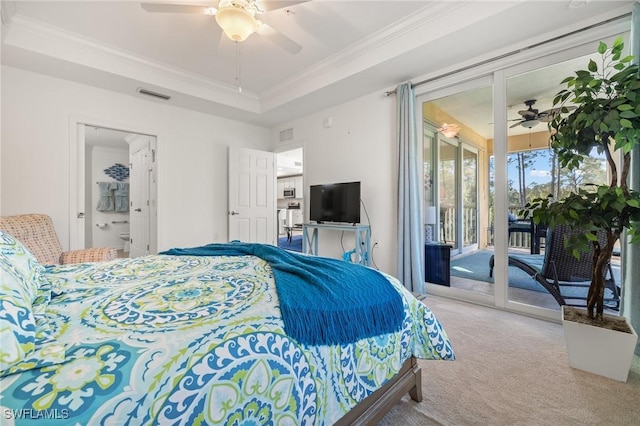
[72,123,157,258]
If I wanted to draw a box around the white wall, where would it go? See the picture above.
[1,65,400,276]
[273,91,399,276]
[1,66,271,251]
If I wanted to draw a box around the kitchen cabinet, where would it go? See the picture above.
[277,180,285,199]
[277,175,303,199]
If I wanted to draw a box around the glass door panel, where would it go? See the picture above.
[421,82,492,300]
[504,53,618,312]
[423,124,437,243]
[462,147,478,252]
[439,139,458,250]
[504,64,564,311]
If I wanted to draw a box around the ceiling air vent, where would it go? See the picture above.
[279,128,293,142]
[137,88,171,101]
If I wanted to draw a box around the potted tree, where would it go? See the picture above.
[524,37,640,381]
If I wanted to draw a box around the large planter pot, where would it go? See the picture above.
[562,306,638,382]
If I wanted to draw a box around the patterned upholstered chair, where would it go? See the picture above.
[0,213,117,264]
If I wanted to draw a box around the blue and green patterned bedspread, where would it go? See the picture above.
[0,254,454,425]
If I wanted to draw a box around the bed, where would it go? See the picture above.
[1,231,454,425]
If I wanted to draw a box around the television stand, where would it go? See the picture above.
[302,223,371,266]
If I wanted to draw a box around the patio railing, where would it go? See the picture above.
[439,206,478,247]
[439,205,532,250]
[485,207,533,250]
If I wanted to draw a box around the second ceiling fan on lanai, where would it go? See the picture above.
[509,99,576,129]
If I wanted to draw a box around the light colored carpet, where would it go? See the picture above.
[379,295,640,425]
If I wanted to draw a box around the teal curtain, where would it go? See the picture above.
[396,82,424,293]
[622,1,640,355]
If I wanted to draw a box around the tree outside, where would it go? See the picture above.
[488,146,607,240]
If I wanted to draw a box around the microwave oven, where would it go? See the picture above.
[284,188,296,198]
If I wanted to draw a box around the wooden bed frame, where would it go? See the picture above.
[334,356,422,425]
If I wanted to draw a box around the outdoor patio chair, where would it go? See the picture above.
[489,224,620,309]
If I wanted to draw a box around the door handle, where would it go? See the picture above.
[134,208,142,212]
[77,212,85,218]
[229,211,239,215]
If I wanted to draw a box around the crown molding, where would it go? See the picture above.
[259,0,524,111]
[3,13,262,113]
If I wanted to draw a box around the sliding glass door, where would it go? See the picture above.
[417,24,627,319]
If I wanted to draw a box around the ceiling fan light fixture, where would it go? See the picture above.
[521,119,540,128]
[215,5,258,42]
[438,123,460,138]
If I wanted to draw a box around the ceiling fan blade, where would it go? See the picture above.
[538,106,577,121]
[256,23,302,54]
[258,1,309,12]
[141,3,215,14]
[538,113,552,122]
[518,109,537,118]
[510,121,524,128]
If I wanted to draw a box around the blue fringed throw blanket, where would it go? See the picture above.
[160,242,404,346]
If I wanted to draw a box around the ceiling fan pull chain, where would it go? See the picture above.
[235,41,242,93]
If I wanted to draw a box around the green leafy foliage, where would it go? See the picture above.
[523,38,640,320]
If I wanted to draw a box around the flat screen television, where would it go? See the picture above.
[309,181,361,224]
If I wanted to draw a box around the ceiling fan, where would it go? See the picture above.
[509,99,576,129]
[141,0,308,54]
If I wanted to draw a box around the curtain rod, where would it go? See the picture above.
[383,12,632,96]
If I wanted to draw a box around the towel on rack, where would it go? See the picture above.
[114,183,129,212]
[96,182,116,212]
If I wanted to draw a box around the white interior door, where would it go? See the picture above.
[228,146,275,244]
[129,139,153,257]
